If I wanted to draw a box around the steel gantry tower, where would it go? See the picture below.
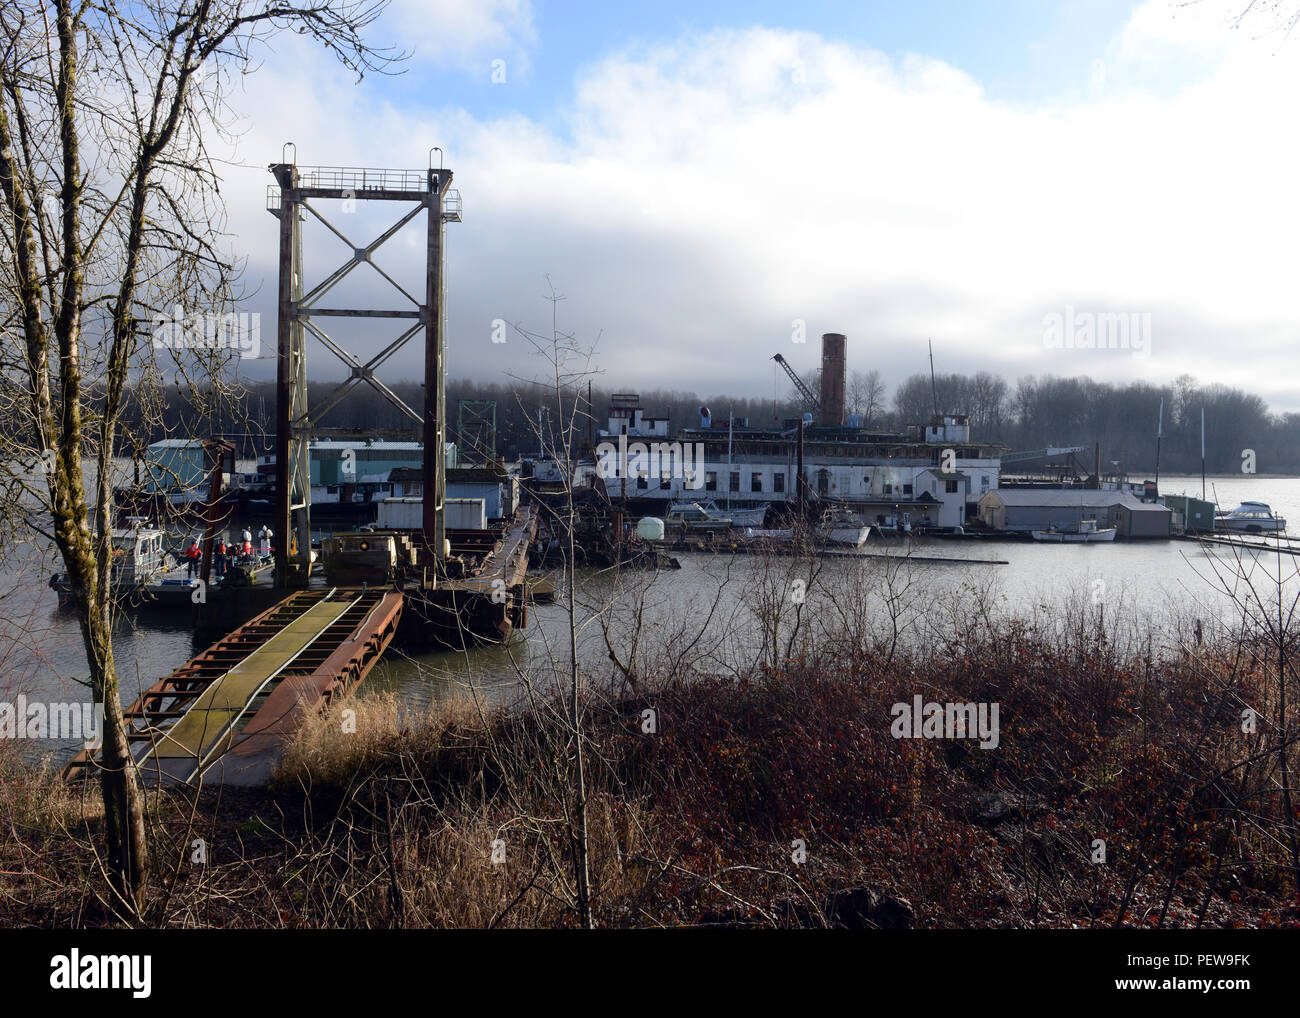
[267,149,461,586]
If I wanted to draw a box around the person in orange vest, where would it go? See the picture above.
[184,538,202,579]
[214,536,227,577]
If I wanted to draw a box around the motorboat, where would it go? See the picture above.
[668,500,769,528]
[1214,501,1286,534]
[820,509,871,548]
[1031,518,1117,543]
[665,501,734,532]
[49,525,170,605]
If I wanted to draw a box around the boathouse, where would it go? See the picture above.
[977,489,1172,538]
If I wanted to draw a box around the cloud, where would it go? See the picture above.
[211,1,1300,414]
[384,0,535,72]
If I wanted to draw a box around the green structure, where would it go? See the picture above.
[1161,493,1216,533]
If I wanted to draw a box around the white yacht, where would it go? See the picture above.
[667,499,770,528]
[665,501,735,532]
[1215,501,1287,534]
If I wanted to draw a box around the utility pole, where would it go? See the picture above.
[1201,407,1206,502]
[1154,397,1163,494]
[928,338,939,418]
[796,417,806,515]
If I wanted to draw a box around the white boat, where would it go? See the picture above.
[742,523,871,548]
[1031,518,1117,543]
[1215,501,1287,534]
[49,524,174,605]
[669,500,769,527]
[665,501,734,532]
[818,509,871,548]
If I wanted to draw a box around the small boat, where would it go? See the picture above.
[1214,501,1287,533]
[669,500,769,528]
[746,511,870,547]
[49,525,171,605]
[1031,518,1117,543]
[820,509,871,548]
[665,501,734,532]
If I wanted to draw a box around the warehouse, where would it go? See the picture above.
[977,489,1172,539]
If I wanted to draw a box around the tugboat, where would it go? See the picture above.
[1215,501,1286,534]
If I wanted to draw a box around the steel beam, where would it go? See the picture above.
[423,168,450,559]
[268,158,459,579]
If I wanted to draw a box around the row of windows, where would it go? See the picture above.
[627,471,970,495]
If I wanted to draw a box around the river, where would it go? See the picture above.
[3,473,1297,766]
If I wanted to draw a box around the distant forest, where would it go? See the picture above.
[133,369,1300,477]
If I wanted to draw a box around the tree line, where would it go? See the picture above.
[126,369,1300,476]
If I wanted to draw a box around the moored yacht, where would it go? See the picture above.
[1215,501,1287,534]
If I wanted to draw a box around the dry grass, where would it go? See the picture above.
[2,610,1298,929]
[276,691,494,790]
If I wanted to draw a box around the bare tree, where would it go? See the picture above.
[847,368,886,425]
[0,0,397,917]
[508,280,596,928]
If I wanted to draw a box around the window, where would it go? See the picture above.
[884,483,893,495]
[729,471,740,493]
[774,472,785,493]
[660,473,671,490]
[946,480,959,493]
[752,472,763,492]
[637,476,648,490]
[903,484,913,495]
[326,485,338,494]
[705,471,718,492]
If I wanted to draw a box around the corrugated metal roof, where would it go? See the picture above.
[986,489,1170,512]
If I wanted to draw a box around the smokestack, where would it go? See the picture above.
[820,332,846,427]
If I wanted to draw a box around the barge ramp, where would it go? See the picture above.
[63,587,402,787]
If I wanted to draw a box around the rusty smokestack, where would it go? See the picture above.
[820,332,846,427]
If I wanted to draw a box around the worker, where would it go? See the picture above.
[214,536,227,577]
[184,539,202,579]
[259,526,273,563]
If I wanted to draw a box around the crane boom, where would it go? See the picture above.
[772,353,820,412]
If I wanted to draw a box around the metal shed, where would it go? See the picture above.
[978,489,1171,538]
[1160,493,1215,534]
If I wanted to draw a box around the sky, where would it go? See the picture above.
[209,0,1300,413]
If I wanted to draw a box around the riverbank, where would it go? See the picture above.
[3,607,1297,928]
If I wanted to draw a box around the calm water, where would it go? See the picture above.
[4,474,1298,765]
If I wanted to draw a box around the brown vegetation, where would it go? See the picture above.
[3,609,1297,928]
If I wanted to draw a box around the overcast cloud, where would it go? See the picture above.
[209,0,1300,411]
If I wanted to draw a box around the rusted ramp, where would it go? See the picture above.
[63,588,402,787]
